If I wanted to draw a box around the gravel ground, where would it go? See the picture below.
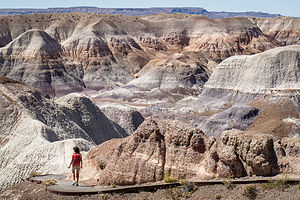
[0,180,299,200]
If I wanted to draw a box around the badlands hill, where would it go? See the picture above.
[251,16,300,45]
[1,13,298,96]
[0,76,145,189]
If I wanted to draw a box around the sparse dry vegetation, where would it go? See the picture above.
[243,185,258,200]
[28,171,42,178]
[261,174,291,191]
[98,192,109,200]
[1,179,300,199]
[163,173,178,183]
[42,178,56,186]
[164,181,197,200]
[222,176,234,189]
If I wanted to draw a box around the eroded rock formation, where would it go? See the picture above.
[204,45,300,94]
[83,117,282,185]
[274,137,300,174]
[218,130,279,177]
[0,29,85,97]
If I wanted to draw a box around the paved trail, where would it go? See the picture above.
[29,174,300,195]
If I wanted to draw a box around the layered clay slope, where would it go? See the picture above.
[0,77,127,189]
[0,29,85,97]
[128,51,211,90]
[0,13,287,96]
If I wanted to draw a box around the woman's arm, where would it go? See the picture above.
[80,154,83,168]
[68,154,73,168]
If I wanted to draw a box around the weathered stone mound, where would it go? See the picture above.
[83,118,282,185]
[0,78,127,189]
[274,137,300,174]
[84,117,214,185]
[195,45,300,138]
[55,94,128,143]
[186,17,280,62]
[0,29,62,59]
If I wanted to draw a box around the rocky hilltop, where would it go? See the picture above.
[0,13,294,97]
[94,45,300,138]
[0,76,145,189]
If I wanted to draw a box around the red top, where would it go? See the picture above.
[72,153,81,167]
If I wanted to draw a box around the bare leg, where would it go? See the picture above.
[76,169,80,184]
[72,169,75,182]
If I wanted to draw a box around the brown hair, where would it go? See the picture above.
[73,146,80,154]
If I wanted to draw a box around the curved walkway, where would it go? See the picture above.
[29,174,300,195]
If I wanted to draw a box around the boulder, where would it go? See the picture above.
[274,137,300,174]
[219,129,279,176]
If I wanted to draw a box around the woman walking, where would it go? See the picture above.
[68,146,82,186]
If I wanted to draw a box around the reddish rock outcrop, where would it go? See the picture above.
[84,117,215,185]
[83,118,281,185]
